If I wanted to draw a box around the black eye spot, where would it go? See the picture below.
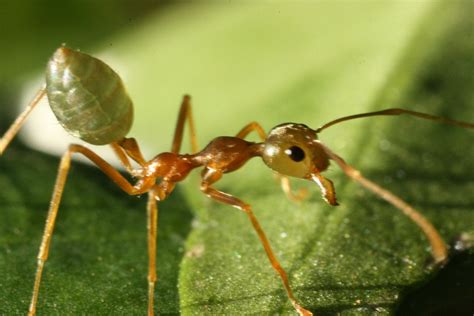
[284,146,305,162]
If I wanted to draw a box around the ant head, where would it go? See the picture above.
[261,123,337,205]
[261,123,329,178]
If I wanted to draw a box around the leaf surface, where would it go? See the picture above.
[0,1,473,315]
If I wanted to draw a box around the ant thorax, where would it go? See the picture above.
[143,152,196,182]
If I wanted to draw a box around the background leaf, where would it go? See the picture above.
[0,1,473,315]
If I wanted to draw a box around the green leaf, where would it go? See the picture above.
[1,1,473,315]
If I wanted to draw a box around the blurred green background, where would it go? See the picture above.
[0,1,473,315]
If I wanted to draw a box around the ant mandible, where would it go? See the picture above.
[1,47,473,316]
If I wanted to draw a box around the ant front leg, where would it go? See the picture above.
[27,144,152,316]
[236,122,307,202]
[200,168,312,316]
[320,143,448,265]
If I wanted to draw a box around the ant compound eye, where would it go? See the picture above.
[285,146,305,162]
[262,141,310,178]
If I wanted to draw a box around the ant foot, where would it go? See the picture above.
[292,302,313,316]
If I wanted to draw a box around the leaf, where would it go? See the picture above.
[1,1,473,316]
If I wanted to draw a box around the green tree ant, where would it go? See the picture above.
[1,47,473,316]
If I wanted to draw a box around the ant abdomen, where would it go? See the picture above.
[46,47,133,145]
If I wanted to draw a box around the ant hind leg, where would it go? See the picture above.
[27,144,152,316]
[146,190,159,316]
[0,88,46,155]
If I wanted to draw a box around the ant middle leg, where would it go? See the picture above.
[199,168,312,316]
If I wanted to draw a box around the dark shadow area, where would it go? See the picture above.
[396,250,474,316]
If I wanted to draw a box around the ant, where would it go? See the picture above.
[1,47,473,316]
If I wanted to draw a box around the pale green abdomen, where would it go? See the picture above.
[45,47,133,145]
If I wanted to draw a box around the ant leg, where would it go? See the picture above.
[66,144,154,195]
[0,87,46,155]
[236,122,307,202]
[171,95,199,154]
[110,138,147,174]
[320,143,448,265]
[200,168,312,316]
[118,138,146,164]
[28,144,153,316]
[110,142,134,173]
[89,143,165,315]
[279,176,309,203]
[235,121,267,140]
[146,190,159,316]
